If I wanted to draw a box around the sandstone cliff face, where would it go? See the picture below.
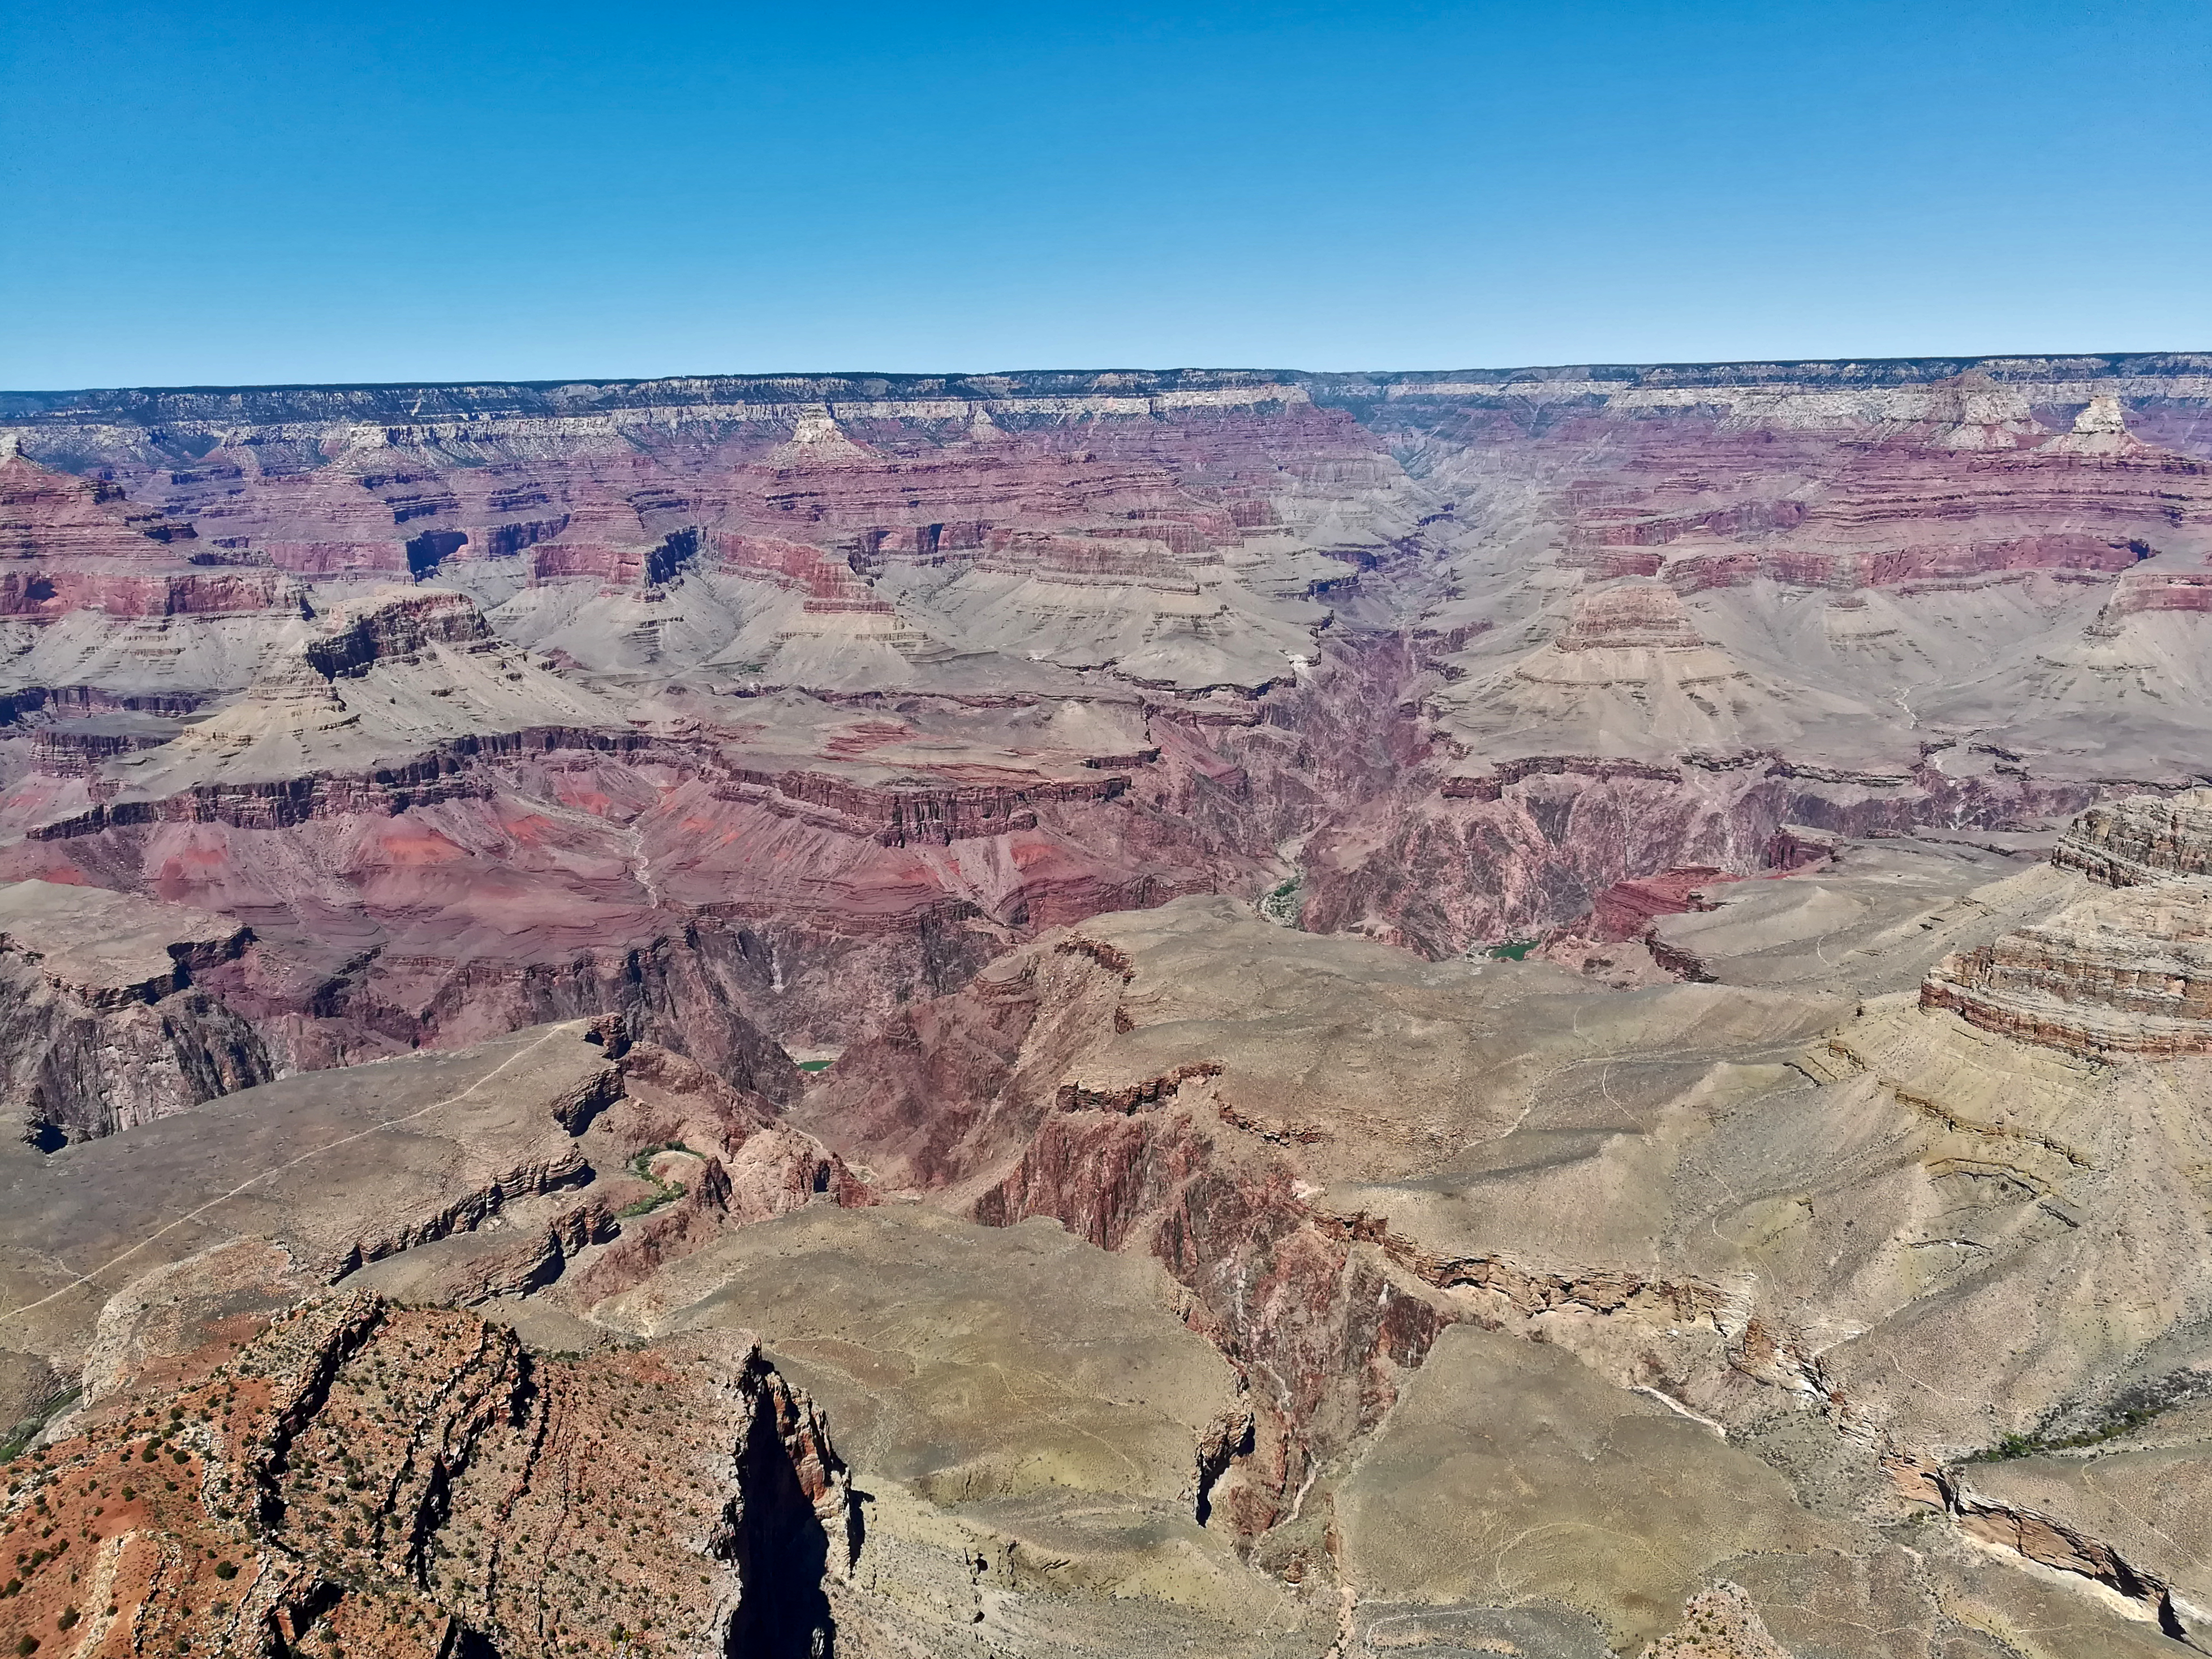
[1920,792,2212,1058]
[2055,786,2212,886]
[1923,879,2212,1058]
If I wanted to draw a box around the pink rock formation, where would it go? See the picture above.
[1556,581,1709,651]
[2,358,2210,1080]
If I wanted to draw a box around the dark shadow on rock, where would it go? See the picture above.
[726,1390,837,1658]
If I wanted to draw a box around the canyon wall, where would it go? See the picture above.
[11,349,2212,1652]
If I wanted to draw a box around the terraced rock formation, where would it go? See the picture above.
[1923,879,2212,1057]
[2056,786,2212,887]
[9,358,2212,1656]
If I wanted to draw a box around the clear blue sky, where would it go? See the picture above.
[3,1,2207,387]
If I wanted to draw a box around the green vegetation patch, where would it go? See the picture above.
[617,1142,695,1219]
[1968,1415,2161,1461]
[1967,1369,2212,1460]
[1259,876,1304,929]
[0,1389,79,1465]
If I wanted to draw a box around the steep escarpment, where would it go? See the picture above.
[0,879,270,1145]
[1296,735,2091,958]
[802,915,1431,1539]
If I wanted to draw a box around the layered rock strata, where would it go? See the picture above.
[7,356,2212,1010]
[1922,879,2212,1057]
[2055,786,2212,887]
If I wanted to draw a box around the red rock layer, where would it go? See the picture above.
[0,455,196,563]
[0,1295,852,1659]
[1588,866,1738,942]
[2088,569,2212,631]
[1662,532,2147,595]
[0,455,299,622]
[47,388,1389,615]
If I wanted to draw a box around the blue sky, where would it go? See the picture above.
[3,1,2207,386]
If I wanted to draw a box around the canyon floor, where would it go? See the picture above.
[3,357,2212,1657]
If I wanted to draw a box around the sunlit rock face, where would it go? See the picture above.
[1923,876,2212,1057]
[2,358,2211,1061]
[2055,785,2212,887]
[11,358,2212,1659]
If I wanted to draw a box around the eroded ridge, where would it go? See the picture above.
[0,1295,851,1658]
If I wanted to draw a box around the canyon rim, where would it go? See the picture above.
[2,356,2212,1658]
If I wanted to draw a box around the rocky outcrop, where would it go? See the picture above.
[1660,531,2149,595]
[1922,879,2212,1057]
[1918,1466,2197,1642]
[2055,786,2212,886]
[302,587,490,676]
[0,1295,854,1658]
[0,567,302,618]
[2087,568,2212,631]
[974,1101,1452,1538]
[1943,793,2212,1054]
[614,1042,862,1205]
[716,762,1132,848]
[0,880,271,1145]
[1556,581,1709,651]
[1588,866,1737,941]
